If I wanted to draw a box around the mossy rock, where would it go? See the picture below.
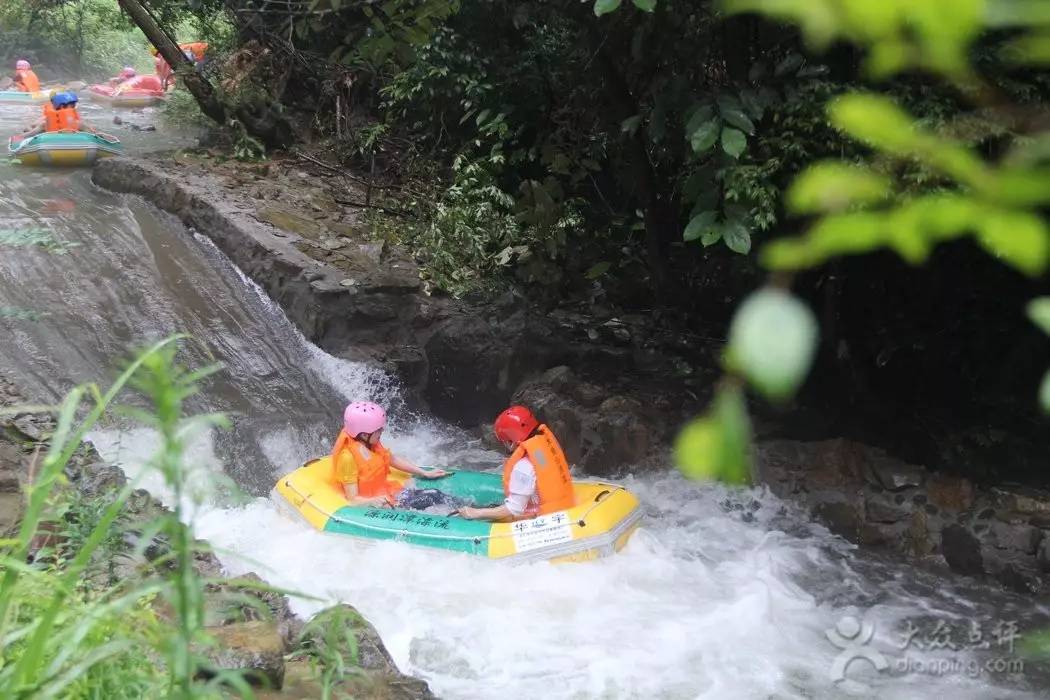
[292,604,434,698]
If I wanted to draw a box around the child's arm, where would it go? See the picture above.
[391,454,447,479]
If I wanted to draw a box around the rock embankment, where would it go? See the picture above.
[93,156,712,475]
[758,438,1050,595]
[0,373,434,697]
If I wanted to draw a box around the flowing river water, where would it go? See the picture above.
[0,100,1048,699]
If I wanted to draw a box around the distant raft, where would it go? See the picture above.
[274,457,643,563]
[0,90,50,104]
[8,131,123,167]
[88,79,166,108]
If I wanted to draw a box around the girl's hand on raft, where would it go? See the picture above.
[420,468,448,479]
[458,506,480,520]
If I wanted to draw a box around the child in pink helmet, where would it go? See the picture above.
[331,401,447,507]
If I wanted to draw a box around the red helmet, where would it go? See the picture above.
[494,405,538,444]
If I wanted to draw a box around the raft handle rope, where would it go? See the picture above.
[281,479,627,543]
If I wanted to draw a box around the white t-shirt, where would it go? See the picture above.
[504,457,538,516]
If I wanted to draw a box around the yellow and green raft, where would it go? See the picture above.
[275,457,643,563]
[8,131,122,167]
[0,90,50,104]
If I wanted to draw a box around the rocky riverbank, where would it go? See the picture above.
[0,373,434,697]
[89,153,1050,600]
[759,438,1050,596]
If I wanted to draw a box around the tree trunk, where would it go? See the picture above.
[116,0,294,149]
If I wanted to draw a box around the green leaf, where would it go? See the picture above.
[721,127,747,158]
[684,211,718,242]
[1041,370,1050,414]
[716,94,744,114]
[674,384,752,485]
[829,94,916,151]
[1026,298,1050,335]
[690,117,721,153]
[594,0,622,16]
[720,107,755,134]
[829,94,988,188]
[586,261,612,279]
[675,415,722,481]
[701,227,723,247]
[621,115,642,135]
[726,288,818,401]
[739,89,765,121]
[685,104,714,136]
[723,220,752,254]
[787,162,892,214]
[633,0,657,11]
[974,209,1049,276]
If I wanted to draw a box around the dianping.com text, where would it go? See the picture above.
[894,655,1024,678]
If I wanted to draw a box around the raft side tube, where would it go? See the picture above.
[274,456,642,562]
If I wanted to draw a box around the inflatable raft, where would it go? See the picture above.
[0,90,49,104]
[8,131,122,167]
[88,83,165,109]
[275,457,643,563]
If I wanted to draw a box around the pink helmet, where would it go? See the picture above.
[120,66,136,78]
[15,60,30,71]
[343,401,386,437]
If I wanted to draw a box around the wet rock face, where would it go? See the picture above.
[507,366,680,476]
[757,437,1050,594]
[293,604,436,699]
[422,311,562,425]
[92,159,424,353]
[200,620,286,689]
[93,158,709,477]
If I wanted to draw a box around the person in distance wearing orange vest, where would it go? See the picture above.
[13,60,40,92]
[180,42,209,66]
[107,66,137,87]
[333,401,448,507]
[459,405,575,521]
[19,92,94,139]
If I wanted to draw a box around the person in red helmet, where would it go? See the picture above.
[459,405,575,521]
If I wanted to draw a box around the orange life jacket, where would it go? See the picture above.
[180,42,209,62]
[44,104,80,132]
[502,424,575,517]
[15,70,40,93]
[330,430,403,500]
